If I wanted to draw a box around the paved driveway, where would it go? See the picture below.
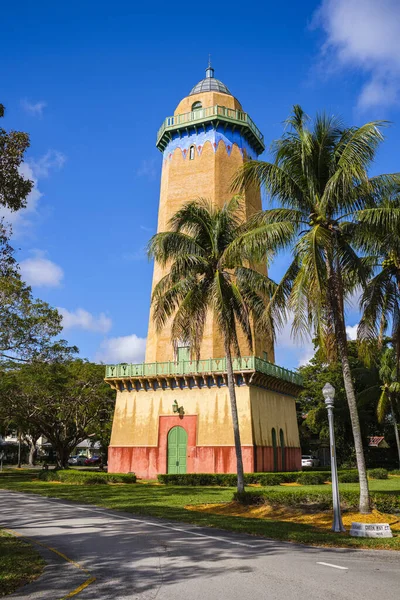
[0,490,399,599]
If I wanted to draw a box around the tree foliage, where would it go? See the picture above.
[298,341,382,465]
[357,193,400,368]
[0,103,33,212]
[234,105,399,512]
[0,222,65,363]
[0,359,115,468]
[148,197,276,492]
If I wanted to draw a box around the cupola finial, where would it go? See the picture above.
[205,55,214,79]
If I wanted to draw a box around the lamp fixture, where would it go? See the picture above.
[172,400,184,416]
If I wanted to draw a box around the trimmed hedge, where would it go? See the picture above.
[157,472,301,486]
[296,472,327,485]
[368,468,388,480]
[38,470,136,485]
[338,471,359,483]
[233,489,400,513]
[157,470,362,487]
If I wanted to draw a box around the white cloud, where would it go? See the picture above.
[30,150,66,178]
[275,316,315,367]
[136,159,157,180]
[0,150,66,237]
[346,323,359,340]
[20,253,64,287]
[58,308,112,333]
[21,99,47,117]
[96,334,146,363]
[314,0,400,109]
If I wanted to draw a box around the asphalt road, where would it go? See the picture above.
[1,490,399,600]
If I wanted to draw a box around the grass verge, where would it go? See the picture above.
[0,528,45,597]
[0,470,399,551]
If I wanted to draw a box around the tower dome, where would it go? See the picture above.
[189,64,231,96]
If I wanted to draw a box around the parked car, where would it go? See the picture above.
[301,455,319,468]
[68,455,87,466]
[84,456,101,466]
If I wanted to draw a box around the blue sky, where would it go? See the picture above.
[1,1,400,370]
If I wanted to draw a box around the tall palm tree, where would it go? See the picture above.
[233,105,399,513]
[147,198,279,493]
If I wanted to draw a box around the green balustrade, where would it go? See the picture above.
[156,105,265,153]
[105,355,302,386]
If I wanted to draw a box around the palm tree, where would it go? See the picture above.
[358,194,400,365]
[147,198,278,493]
[233,105,399,513]
[377,347,400,469]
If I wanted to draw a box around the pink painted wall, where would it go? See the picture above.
[108,414,301,478]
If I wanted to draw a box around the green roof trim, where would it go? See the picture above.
[105,355,302,387]
[156,105,265,155]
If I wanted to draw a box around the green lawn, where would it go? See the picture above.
[0,528,45,597]
[0,470,399,551]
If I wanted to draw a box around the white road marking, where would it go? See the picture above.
[2,491,255,548]
[317,562,348,570]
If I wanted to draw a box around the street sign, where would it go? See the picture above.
[350,522,393,538]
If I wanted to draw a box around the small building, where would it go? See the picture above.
[368,436,389,449]
[106,65,302,478]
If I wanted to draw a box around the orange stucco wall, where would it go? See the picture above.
[146,89,274,364]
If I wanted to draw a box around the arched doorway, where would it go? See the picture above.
[272,428,278,472]
[280,428,286,471]
[167,426,187,474]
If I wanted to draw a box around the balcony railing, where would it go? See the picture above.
[156,105,264,151]
[105,356,302,387]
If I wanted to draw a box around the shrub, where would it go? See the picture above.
[233,489,400,513]
[157,472,303,487]
[338,471,359,483]
[157,473,237,486]
[157,471,360,487]
[390,469,400,476]
[371,492,400,513]
[296,472,326,485]
[233,491,265,505]
[255,474,285,486]
[368,468,388,480]
[38,470,136,484]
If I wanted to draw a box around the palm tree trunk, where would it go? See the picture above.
[389,396,400,469]
[224,342,245,494]
[336,329,370,512]
[328,256,370,513]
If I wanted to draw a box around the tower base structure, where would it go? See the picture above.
[106,357,302,478]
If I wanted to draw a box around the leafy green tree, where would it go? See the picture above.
[234,105,399,512]
[0,359,115,468]
[0,223,64,363]
[299,341,382,466]
[148,198,275,493]
[0,103,33,211]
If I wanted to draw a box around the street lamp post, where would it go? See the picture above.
[322,383,345,533]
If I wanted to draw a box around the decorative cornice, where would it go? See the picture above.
[105,370,301,398]
[157,104,265,155]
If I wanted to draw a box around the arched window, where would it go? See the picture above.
[189,145,195,160]
[271,428,278,472]
[191,101,202,111]
[280,428,285,471]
